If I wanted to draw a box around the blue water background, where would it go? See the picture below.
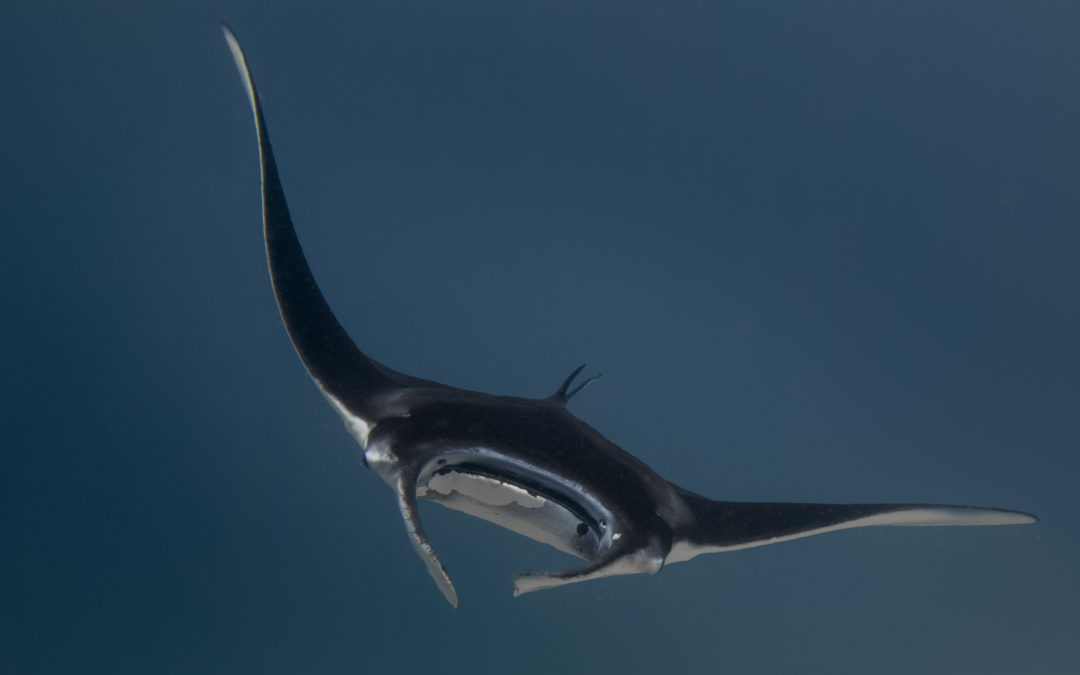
[2,2,1078,673]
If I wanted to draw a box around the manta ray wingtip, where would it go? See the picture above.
[1005,509,1038,525]
[221,23,259,119]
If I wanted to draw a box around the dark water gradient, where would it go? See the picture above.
[2,1,1077,673]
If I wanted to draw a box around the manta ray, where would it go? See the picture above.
[222,25,1036,607]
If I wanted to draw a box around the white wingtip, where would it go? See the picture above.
[221,23,258,119]
[881,507,1038,527]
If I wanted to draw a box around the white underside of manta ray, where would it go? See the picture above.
[222,25,1036,607]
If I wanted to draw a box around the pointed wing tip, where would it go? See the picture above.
[937,506,1038,527]
[220,23,258,116]
[847,505,1038,528]
[1001,510,1038,526]
[220,21,244,67]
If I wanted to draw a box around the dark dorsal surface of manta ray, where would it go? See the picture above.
[222,25,1036,607]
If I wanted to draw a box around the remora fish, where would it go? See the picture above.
[222,25,1036,607]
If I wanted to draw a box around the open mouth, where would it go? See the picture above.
[417,457,608,560]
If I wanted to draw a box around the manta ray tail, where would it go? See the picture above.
[666,484,1038,563]
[550,364,602,404]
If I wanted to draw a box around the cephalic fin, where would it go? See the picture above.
[512,538,664,597]
[394,472,458,607]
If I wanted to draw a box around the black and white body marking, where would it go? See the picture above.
[222,25,1036,607]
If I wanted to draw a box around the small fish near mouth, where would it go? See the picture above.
[221,24,1036,607]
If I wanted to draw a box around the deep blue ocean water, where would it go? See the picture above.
[2,2,1078,673]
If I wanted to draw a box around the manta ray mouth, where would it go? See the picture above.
[439,462,605,532]
[416,459,609,561]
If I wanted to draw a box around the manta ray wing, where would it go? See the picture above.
[666,486,1037,563]
[222,25,442,424]
[224,25,462,605]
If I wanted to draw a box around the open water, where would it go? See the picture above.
[2,2,1077,673]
